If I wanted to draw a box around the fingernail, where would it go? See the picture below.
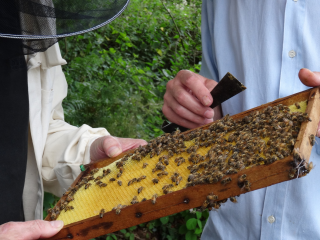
[108,146,122,157]
[203,118,213,124]
[202,96,211,106]
[204,110,214,119]
[50,220,64,229]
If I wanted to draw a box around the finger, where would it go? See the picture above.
[317,121,320,138]
[204,78,218,92]
[166,84,214,119]
[164,92,213,124]
[115,138,147,152]
[176,70,214,106]
[0,220,63,240]
[299,68,320,87]
[102,136,122,158]
[163,104,213,129]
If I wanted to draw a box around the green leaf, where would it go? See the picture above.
[194,228,202,235]
[125,232,130,238]
[160,216,169,225]
[166,235,173,240]
[179,225,188,235]
[111,234,117,240]
[186,218,197,230]
[120,229,127,234]
[197,219,202,229]
[129,226,137,232]
[106,236,112,240]
[185,230,197,240]
[196,211,202,219]
[129,233,135,240]
[202,210,210,219]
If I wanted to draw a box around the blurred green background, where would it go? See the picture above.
[43,1,208,239]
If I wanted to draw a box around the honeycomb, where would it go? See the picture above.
[54,101,308,225]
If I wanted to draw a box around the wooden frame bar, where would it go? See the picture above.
[47,87,320,240]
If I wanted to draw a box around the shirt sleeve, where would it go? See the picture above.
[41,59,110,197]
[199,0,219,82]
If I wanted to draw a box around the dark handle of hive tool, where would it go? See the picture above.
[161,72,247,133]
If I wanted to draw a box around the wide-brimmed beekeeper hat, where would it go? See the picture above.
[0,0,129,54]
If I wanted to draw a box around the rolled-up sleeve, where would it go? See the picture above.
[41,51,110,197]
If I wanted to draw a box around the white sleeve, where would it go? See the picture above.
[41,64,110,197]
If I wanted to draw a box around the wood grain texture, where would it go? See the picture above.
[47,88,320,240]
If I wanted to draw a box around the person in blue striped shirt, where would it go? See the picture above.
[163,1,320,239]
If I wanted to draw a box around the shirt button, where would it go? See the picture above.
[293,0,298,2]
[268,215,276,223]
[288,50,296,58]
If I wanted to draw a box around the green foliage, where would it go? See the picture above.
[43,0,208,239]
[59,0,202,140]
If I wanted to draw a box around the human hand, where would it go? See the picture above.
[90,136,147,162]
[0,220,63,240]
[162,70,222,129]
[298,68,320,137]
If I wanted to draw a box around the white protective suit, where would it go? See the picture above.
[24,43,110,221]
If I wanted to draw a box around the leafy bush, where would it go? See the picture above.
[44,0,208,239]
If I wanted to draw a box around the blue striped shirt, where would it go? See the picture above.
[200,1,320,239]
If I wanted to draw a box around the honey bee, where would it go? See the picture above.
[113,204,124,215]
[117,172,122,178]
[206,193,218,202]
[157,171,168,178]
[128,178,137,186]
[230,197,237,203]
[305,162,314,174]
[85,183,92,189]
[90,168,99,175]
[201,200,209,210]
[137,176,147,182]
[141,198,147,202]
[288,168,297,179]
[65,206,74,212]
[163,189,172,194]
[103,168,111,177]
[66,195,74,202]
[237,174,247,188]
[151,194,158,204]
[118,180,122,186]
[176,176,182,185]
[188,174,195,182]
[99,209,105,218]
[116,161,124,168]
[137,186,144,194]
[162,184,174,190]
[221,177,232,185]
[142,163,148,168]
[47,208,53,214]
[50,212,57,220]
[163,158,169,166]
[295,102,300,109]
[309,134,316,146]
[131,196,139,205]
[88,175,95,181]
[243,180,251,191]
[152,178,159,184]
[99,182,107,187]
[109,178,116,182]
[94,176,103,182]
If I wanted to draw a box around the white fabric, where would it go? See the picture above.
[23,43,110,220]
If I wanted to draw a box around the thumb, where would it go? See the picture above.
[299,68,320,87]
[0,220,63,240]
[102,136,122,158]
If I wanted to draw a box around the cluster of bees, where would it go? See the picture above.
[52,103,313,221]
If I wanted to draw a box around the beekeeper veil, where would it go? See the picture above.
[0,0,129,224]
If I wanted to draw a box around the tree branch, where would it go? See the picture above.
[160,0,186,50]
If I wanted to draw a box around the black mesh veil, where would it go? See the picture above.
[0,0,130,54]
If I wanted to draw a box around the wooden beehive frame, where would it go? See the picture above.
[47,87,320,240]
